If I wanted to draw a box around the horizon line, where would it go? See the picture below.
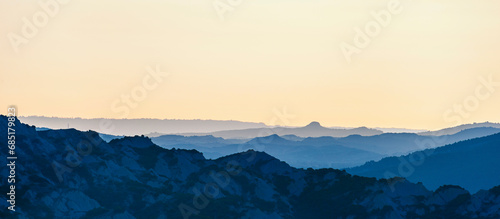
[13,114,500,132]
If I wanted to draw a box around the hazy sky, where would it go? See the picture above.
[1,0,500,130]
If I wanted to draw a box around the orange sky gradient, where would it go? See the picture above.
[1,0,500,130]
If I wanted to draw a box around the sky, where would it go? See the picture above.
[1,0,500,130]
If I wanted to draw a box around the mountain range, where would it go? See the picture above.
[2,115,500,218]
[19,116,267,136]
[418,122,500,136]
[178,122,384,138]
[348,132,500,193]
[20,116,500,140]
[148,126,500,169]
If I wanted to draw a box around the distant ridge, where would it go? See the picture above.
[419,122,500,136]
[374,127,428,133]
[180,121,383,138]
[19,116,500,139]
[19,116,267,136]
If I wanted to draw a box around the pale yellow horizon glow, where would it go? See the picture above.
[1,0,500,130]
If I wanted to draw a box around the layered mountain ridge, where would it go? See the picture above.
[1,115,500,218]
[150,126,500,169]
[348,132,500,193]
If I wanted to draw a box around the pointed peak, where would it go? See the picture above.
[305,121,322,128]
[353,126,369,130]
[261,134,281,139]
[247,134,289,145]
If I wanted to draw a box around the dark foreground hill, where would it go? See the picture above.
[1,115,500,218]
[348,132,500,193]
